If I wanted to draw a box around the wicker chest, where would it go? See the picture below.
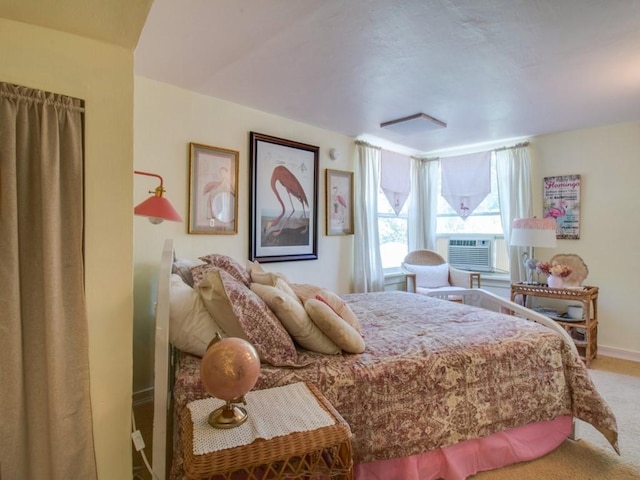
[180,382,353,480]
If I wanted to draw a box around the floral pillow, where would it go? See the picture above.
[197,253,251,286]
[195,267,300,367]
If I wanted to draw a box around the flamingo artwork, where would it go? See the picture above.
[264,165,309,237]
[544,199,567,220]
[332,185,347,224]
[202,166,234,223]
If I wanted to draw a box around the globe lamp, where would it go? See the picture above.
[200,333,261,428]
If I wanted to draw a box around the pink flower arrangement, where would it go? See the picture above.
[536,261,572,278]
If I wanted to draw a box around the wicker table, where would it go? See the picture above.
[180,383,353,480]
[511,283,599,366]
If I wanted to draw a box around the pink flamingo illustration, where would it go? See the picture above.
[264,165,308,234]
[203,166,233,195]
[202,166,234,221]
[544,199,566,219]
[332,186,347,223]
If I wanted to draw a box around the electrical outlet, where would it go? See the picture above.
[131,430,145,451]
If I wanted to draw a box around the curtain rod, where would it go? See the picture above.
[493,141,530,152]
[410,156,439,162]
[354,139,382,150]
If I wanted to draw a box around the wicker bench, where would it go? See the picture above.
[180,383,353,480]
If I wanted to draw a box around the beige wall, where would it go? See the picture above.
[531,122,640,356]
[133,76,356,393]
[0,19,134,479]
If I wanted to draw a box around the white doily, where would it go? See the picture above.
[187,382,335,455]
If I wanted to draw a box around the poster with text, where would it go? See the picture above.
[543,174,581,239]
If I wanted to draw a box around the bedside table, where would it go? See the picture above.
[180,382,353,480]
[511,283,598,366]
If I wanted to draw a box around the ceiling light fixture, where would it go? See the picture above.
[380,113,447,136]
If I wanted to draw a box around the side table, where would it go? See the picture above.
[510,283,598,366]
[180,382,353,480]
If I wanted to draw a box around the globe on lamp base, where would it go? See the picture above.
[200,333,261,429]
[208,400,249,429]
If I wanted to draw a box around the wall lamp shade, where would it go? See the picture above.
[134,170,182,223]
[511,218,557,284]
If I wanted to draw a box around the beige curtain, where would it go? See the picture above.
[0,83,97,479]
[408,156,439,252]
[496,144,533,283]
[353,141,385,292]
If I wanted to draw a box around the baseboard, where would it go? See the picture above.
[599,345,640,363]
[133,387,153,407]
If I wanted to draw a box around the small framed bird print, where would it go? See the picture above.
[188,142,239,234]
[326,169,354,236]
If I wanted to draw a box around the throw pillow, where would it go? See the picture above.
[196,268,299,367]
[315,289,362,334]
[305,298,366,354]
[197,253,251,286]
[251,283,340,354]
[289,282,323,303]
[403,263,450,288]
[169,274,223,357]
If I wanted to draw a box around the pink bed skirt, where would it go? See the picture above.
[354,415,573,480]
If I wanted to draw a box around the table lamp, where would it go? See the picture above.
[510,217,557,284]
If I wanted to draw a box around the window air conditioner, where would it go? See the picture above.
[448,237,493,272]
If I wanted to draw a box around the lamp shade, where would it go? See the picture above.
[510,218,557,248]
[134,195,182,223]
[134,170,182,223]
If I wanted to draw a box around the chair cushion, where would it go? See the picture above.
[403,262,450,288]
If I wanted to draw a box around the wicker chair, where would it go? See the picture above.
[401,249,481,300]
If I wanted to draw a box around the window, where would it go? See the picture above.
[377,154,508,272]
[436,155,503,235]
[377,187,409,270]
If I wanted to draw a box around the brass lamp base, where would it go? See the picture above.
[208,401,248,429]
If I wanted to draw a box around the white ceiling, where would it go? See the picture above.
[134,0,640,154]
[3,1,638,155]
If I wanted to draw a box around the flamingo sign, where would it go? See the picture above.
[543,174,581,239]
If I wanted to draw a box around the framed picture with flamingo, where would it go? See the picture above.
[326,169,354,236]
[249,132,319,262]
[188,142,239,234]
[543,174,581,239]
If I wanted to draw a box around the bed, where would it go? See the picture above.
[152,239,618,480]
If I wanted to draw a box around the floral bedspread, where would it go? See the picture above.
[171,291,617,478]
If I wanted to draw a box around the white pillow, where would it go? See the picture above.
[403,263,450,288]
[169,274,224,357]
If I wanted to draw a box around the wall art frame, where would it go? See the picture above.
[543,174,581,239]
[325,168,354,235]
[188,142,239,234]
[249,131,319,262]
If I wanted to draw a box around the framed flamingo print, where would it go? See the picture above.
[326,169,354,235]
[188,142,239,234]
[249,132,319,262]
